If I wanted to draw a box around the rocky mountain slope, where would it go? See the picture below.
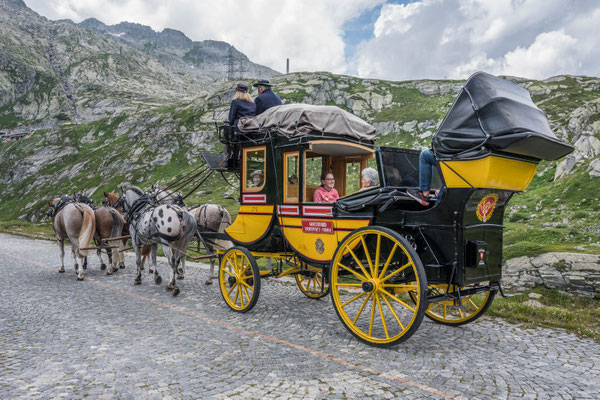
[72,18,278,84]
[0,0,276,133]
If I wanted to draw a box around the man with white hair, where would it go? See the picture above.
[253,79,282,115]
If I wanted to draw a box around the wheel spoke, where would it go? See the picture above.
[468,298,478,309]
[373,234,381,280]
[234,284,240,305]
[226,282,236,296]
[352,292,372,323]
[347,246,371,280]
[337,262,368,282]
[380,291,404,331]
[381,289,416,313]
[242,285,251,304]
[342,291,366,307]
[376,294,389,339]
[458,308,464,318]
[382,284,418,293]
[381,261,413,282]
[223,268,234,277]
[378,243,398,279]
[359,236,374,277]
[368,294,376,336]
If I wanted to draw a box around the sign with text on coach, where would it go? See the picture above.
[301,220,334,234]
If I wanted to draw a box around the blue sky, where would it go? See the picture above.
[24,0,600,80]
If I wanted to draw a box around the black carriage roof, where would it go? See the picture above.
[237,104,376,145]
[432,71,573,161]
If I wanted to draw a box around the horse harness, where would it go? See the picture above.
[127,195,188,243]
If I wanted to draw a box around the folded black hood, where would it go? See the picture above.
[432,72,573,161]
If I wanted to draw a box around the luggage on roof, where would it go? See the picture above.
[237,104,376,143]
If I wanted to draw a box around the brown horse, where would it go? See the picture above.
[48,197,96,280]
[94,206,126,274]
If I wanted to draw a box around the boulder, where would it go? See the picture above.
[501,252,600,297]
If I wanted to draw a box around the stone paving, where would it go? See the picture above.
[1,233,599,399]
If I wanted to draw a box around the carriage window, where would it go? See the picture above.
[284,152,299,203]
[345,161,361,194]
[244,147,266,191]
[304,154,324,202]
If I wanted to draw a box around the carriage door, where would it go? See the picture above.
[226,146,273,244]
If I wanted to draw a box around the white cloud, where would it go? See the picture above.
[355,0,600,80]
[23,0,384,75]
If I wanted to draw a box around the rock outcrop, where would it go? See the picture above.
[502,252,600,297]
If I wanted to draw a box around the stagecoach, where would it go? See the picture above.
[202,72,573,347]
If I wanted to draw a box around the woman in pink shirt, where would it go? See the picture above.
[313,172,339,203]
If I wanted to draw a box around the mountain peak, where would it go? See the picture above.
[0,0,27,10]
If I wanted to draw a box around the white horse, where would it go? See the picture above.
[48,197,96,280]
[188,204,233,284]
[118,187,197,296]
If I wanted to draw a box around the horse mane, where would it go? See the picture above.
[129,186,144,195]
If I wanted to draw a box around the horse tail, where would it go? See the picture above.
[78,206,96,257]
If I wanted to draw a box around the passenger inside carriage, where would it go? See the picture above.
[313,172,339,203]
[359,167,379,191]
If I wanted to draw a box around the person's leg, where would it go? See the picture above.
[419,149,435,196]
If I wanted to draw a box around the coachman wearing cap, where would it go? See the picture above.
[228,82,256,131]
[253,79,282,116]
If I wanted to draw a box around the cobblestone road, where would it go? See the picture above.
[1,233,599,399]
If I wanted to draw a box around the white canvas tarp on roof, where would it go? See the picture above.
[238,104,376,143]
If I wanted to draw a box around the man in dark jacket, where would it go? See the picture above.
[253,79,282,115]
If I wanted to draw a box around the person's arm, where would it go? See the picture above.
[228,101,236,126]
[255,97,264,115]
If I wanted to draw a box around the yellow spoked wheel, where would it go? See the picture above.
[219,247,261,313]
[295,271,330,299]
[330,226,427,347]
[423,283,496,326]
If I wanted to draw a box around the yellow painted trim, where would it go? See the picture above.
[283,151,300,204]
[308,140,375,155]
[226,205,274,244]
[440,156,538,191]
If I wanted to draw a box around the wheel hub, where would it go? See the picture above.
[362,281,375,293]
[228,276,237,286]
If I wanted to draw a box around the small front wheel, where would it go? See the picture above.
[330,226,427,347]
[295,270,330,299]
[219,247,261,312]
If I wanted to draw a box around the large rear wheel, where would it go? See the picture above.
[219,247,261,312]
[329,226,427,347]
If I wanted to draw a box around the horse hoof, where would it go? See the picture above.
[177,274,184,280]
[140,266,144,270]
[107,270,113,275]
[59,268,65,273]
[155,276,162,285]
[205,279,212,285]
[166,284,173,291]
[77,276,84,281]
[148,268,153,274]
[172,287,180,296]
[134,279,141,285]
[119,263,125,269]
[100,263,107,271]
